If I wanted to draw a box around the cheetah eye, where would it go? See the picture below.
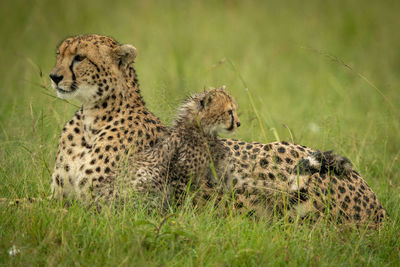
[73,54,86,62]
[228,109,233,115]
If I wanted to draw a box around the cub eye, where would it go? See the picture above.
[73,54,86,62]
[228,109,233,115]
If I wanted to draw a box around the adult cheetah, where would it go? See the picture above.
[49,34,387,226]
[49,34,166,202]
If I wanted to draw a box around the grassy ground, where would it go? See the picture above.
[1,0,399,265]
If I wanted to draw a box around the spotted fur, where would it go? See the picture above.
[212,140,387,226]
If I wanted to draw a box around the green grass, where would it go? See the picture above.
[1,0,399,265]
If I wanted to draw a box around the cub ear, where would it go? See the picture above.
[199,96,206,110]
[199,93,213,110]
[112,44,137,67]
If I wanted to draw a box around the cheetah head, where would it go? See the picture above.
[178,86,241,135]
[49,34,137,104]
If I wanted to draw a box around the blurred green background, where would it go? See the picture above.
[0,0,399,265]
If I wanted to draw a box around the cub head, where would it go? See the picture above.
[49,34,137,104]
[178,86,240,135]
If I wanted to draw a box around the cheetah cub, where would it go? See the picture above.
[122,86,240,206]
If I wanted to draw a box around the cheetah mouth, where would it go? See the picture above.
[222,125,236,134]
[226,121,235,132]
[56,85,78,95]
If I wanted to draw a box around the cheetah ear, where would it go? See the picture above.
[200,94,213,110]
[199,87,208,110]
[113,44,137,67]
[199,97,205,110]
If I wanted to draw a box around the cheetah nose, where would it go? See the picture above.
[236,121,241,127]
[49,74,64,85]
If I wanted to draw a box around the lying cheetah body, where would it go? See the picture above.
[49,34,387,226]
[213,140,387,225]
